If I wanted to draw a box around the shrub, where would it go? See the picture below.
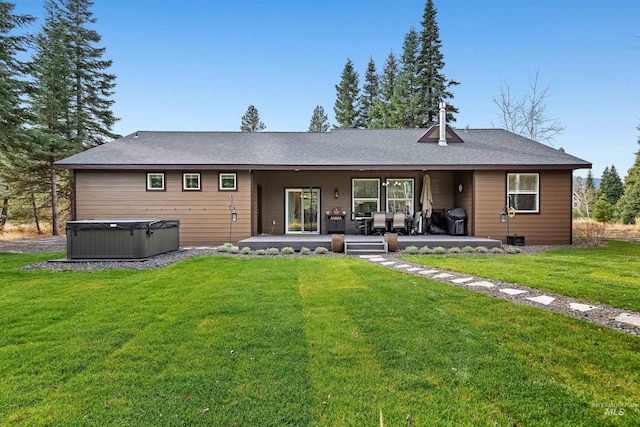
[300,247,311,255]
[419,246,432,254]
[240,247,252,255]
[314,247,328,254]
[593,195,613,223]
[573,220,606,246]
[281,246,295,255]
[474,246,489,253]
[432,246,446,254]
[448,247,461,254]
[216,245,229,253]
[404,245,419,254]
[505,246,521,254]
[265,247,280,256]
[228,246,239,254]
[490,247,504,254]
[255,249,266,256]
[462,246,475,253]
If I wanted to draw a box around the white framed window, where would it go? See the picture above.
[219,172,237,191]
[507,173,539,213]
[146,172,165,191]
[385,178,414,214]
[352,178,380,218]
[182,172,201,190]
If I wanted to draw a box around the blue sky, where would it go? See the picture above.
[16,0,640,178]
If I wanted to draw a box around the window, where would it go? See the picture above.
[352,178,380,218]
[385,178,414,214]
[146,172,165,191]
[183,172,201,190]
[507,173,539,212]
[219,172,237,191]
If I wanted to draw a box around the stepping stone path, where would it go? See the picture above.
[359,254,640,336]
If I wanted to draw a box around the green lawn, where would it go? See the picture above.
[0,252,639,425]
[404,240,640,312]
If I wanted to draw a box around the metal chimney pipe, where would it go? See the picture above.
[438,102,447,146]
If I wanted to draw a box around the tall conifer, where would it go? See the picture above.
[358,58,379,128]
[333,58,360,128]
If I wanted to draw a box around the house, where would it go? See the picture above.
[55,122,591,246]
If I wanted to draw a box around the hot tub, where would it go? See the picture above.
[66,219,180,259]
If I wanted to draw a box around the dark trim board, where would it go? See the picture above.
[238,234,502,252]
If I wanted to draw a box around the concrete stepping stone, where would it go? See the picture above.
[359,255,378,259]
[380,261,397,266]
[395,264,412,269]
[433,273,454,279]
[418,269,439,275]
[368,257,387,262]
[407,267,423,272]
[569,303,598,312]
[499,288,528,296]
[527,295,555,305]
[615,313,640,328]
[467,281,495,289]
[451,277,474,284]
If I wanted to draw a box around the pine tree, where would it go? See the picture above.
[240,105,265,132]
[358,58,379,128]
[616,124,640,223]
[585,170,595,191]
[598,165,624,205]
[393,28,421,128]
[623,124,640,189]
[369,51,399,128]
[0,2,35,230]
[308,105,329,132]
[415,0,458,126]
[333,58,360,128]
[24,0,118,234]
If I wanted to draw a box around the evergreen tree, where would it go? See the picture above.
[598,165,624,205]
[369,51,399,128]
[623,124,640,189]
[415,0,458,126]
[240,105,265,132]
[585,170,595,191]
[308,105,329,132]
[593,195,613,223]
[22,0,118,235]
[616,124,640,224]
[333,58,360,128]
[358,57,379,128]
[0,2,35,231]
[393,28,421,127]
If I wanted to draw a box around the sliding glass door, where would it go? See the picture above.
[285,188,320,233]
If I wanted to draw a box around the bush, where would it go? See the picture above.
[300,247,311,255]
[265,247,280,256]
[573,220,606,246]
[281,246,295,255]
[216,245,229,253]
[255,249,266,256]
[448,247,461,254]
[462,246,475,253]
[490,247,504,254]
[432,246,446,254]
[228,246,239,254]
[474,246,489,253]
[505,246,521,254]
[404,245,419,254]
[314,247,328,254]
[419,246,432,254]
[240,247,252,255]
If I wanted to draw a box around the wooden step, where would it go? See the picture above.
[344,241,388,255]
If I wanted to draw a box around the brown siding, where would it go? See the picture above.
[474,170,573,244]
[74,170,252,245]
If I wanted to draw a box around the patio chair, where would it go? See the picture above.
[391,212,407,234]
[371,212,387,235]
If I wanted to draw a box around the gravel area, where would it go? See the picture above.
[4,236,638,336]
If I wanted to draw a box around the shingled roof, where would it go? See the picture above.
[55,128,591,171]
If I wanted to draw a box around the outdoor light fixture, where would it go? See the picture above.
[334,188,339,199]
[231,208,237,222]
[500,208,507,223]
